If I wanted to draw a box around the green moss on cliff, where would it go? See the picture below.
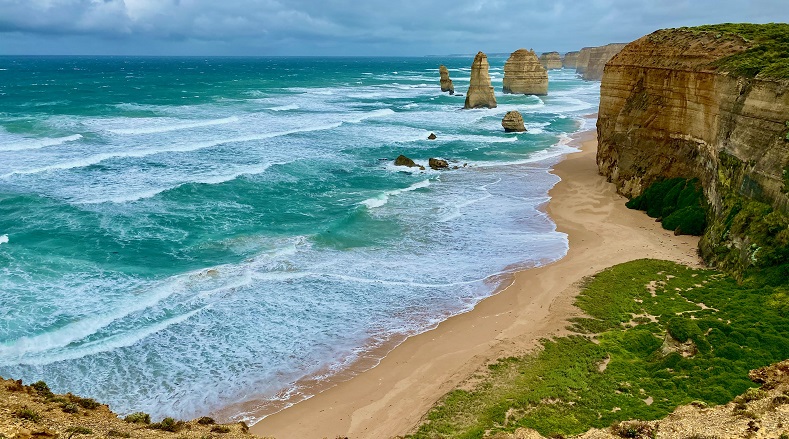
[410,260,789,439]
[626,178,707,235]
[684,23,789,78]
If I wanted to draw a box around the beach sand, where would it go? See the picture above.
[251,129,703,439]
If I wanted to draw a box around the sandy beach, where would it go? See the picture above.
[251,128,703,439]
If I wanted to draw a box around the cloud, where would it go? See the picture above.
[0,0,786,55]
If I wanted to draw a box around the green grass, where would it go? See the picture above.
[626,178,707,235]
[149,417,186,432]
[409,259,789,439]
[682,23,789,78]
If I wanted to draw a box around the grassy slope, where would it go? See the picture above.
[410,259,789,439]
[682,23,789,78]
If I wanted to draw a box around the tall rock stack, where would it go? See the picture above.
[439,65,455,94]
[539,51,563,70]
[464,51,497,109]
[562,51,580,69]
[502,49,548,96]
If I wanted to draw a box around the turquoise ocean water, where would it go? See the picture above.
[0,56,599,423]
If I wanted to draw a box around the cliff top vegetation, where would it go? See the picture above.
[682,23,789,78]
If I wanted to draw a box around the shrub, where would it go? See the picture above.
[30,381,54,398]
[65,426,92,435]
[627,178,707,236]
[210,426,231,434]
[69,395,100,409]
[667,317,701,343]
[61,403,79,414]
[197,416,216,425]
[149,417,186,432]
[15,407,41,422]
[611,420,657,438]
[123,412,151,424]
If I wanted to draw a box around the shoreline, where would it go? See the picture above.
[251,128,703,439]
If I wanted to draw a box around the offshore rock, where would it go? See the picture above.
[563,51,580,69]
[596,26,789,271]
[439,65,455,94]
[394,154,418,167]
[539,51,563,70]
[428,133,437,140]
[429,158,449,170]
[501,111,526,132]
[502,48,548,96]
[464,52,497,109]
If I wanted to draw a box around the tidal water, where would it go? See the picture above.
[0,56,599,423]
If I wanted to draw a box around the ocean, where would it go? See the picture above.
[0,56,599,423]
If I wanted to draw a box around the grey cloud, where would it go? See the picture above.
[0,0,787,55]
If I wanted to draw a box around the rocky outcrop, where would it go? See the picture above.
[429,158,449,170]
[0,378,261,439]
[394,154,417,167]
[464,52,497,109]
[582,43,627,80]
[427,133,437,140]
[439,65,454,94]
[539,51,563,70]
[596,26,789,272]
[501,111,526,132]
[562,51,580,69]
[502,49,548,96]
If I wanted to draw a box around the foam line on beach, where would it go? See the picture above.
[360,179,430,209]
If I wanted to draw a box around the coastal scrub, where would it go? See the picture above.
[410,259,789,438]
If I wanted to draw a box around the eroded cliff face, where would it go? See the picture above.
[539,51,563,70]
[562,51,579,69]
[465,51,497,109]
[502,49,548,96]
[582,43,627,81]
[597,28,789,271]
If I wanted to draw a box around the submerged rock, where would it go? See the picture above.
[429,158,449,170]
[439,65,455,94]
[502,49,548,96]
[464,52,497,109]
[394,154,418,167]
[501,111,526,132]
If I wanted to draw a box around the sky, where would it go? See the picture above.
[0,0,787,56]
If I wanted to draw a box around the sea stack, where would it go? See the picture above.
[582,43,627,80]
[502,48,548,96]
[539,51,563,70]
[501,111,526,132]
[439,65,455,95]
[575,47,594,75]
[464,52,497,109]
[563,51,580,69]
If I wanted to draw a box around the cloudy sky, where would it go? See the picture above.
[0,0,787,56]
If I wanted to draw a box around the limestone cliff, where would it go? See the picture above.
[502,49,548,96]
[439,65,454,94]
[562,51,579,69]
[596,25,789,272]
[539,51,563,70]
[574,47,594,76]
[582,43,626,80]
[465,51,497,109]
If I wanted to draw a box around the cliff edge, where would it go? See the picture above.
[597,24,789,273]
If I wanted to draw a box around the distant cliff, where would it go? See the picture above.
[597,24,789,274]
[581,43,626,80]
[562,51,579,69]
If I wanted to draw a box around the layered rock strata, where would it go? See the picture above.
[501,111,526,132]
[562,51,579,69]
[439,65,454,94]
[464,52,497,109]
[582,43,627,80]
[596,27,789,271]
[575,47,594,75]
[502,49,548,96]
[539,51,563,70]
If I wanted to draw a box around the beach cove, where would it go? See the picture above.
[251,127,703,438]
